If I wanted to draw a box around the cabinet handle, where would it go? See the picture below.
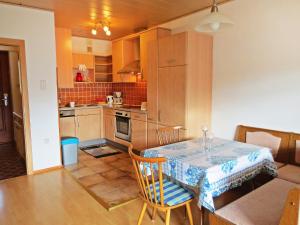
[167,59,175,64]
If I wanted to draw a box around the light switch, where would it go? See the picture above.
[40,80,46,90]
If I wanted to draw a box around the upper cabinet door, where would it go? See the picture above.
[158,32,187,68]
[112,40,123,82]
[72,54,94,69]
[112,39,137,82]
[55,28,73,88]
[140,29,158,81]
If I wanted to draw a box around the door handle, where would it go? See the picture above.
[2,93,8,107]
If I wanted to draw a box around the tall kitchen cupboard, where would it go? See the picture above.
[147,32,213,147]
[140,28,171,81]
[55,28,74,88]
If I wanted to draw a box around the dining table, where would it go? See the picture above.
[142,137,277,212]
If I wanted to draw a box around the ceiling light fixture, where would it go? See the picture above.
[195,0,233,32]
[103,25,109,32]
[91,21,112,36]
[91,28,97,35]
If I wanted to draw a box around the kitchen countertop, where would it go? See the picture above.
[59,104,147,114]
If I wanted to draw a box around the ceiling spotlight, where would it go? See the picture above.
[106,30,111,36]
[103,25,109,32]
[91,28,97,35]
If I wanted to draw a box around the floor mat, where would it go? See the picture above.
[65,148,139,210]
[0,143,26,180]
[80,144,121,158]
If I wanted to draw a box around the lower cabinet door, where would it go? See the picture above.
[76,114,101,141]
[147,121,159,148]
[104,114,115,141]
[59,117,76,137]
[132,119,147,151]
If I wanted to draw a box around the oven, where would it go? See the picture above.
[114,110,131,141]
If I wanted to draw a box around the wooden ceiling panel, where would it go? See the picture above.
[0,0,229,40]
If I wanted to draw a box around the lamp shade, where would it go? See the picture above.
[195,11,233,32]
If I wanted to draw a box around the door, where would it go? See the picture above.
[158,66,186,127]
[0,51,13,143]
[76,114,101,141]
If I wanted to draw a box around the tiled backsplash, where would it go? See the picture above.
[112,82,147,106]
[58,81,147,106]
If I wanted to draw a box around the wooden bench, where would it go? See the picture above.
[235,125,300,184]
[209,178,300,225]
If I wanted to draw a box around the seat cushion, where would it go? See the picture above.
[246,131,281,158]
[149,179,193,206]
[215,178,298,225]
[275,161,285,169]
[278,164,300,184]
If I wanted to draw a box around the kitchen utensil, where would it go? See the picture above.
[106,95,113,105]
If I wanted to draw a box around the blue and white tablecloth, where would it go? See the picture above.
[142,138,277,212]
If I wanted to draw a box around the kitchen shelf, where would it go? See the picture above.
[94,55,113,82]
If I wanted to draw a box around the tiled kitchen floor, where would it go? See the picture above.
[65,149,140,210]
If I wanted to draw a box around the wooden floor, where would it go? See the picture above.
[0,169,190,225]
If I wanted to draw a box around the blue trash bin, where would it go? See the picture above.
[61,137,79,166]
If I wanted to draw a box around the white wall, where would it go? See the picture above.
[72,36,112,56]
[0,4,61,171]
[161,0,300,139]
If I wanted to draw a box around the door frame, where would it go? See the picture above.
[0,38,33,175]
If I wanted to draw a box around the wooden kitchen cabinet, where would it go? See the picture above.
[59,116,76,137]
[158,32,187,68]
[140,28,170,81]
[112,39,136,82]
[147,32,213,139]
[158,66,186,126]
[147,121,159,148]
[76,114,101,141]
[72,53,94,69]
[103,108,115,141]
[75,108,101,142]
[132,119,147,151]
[131,112,147,151]
[55,28,73,88]
[104,114,115,141]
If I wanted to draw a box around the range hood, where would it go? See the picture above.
[117,60,141,75]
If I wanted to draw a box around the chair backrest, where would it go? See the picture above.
[235,125,291,163]
[128,144,167,207]
[288,133,300,166]
[157,126,182,146]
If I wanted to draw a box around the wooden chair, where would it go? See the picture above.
[157,126,182,146]
[128,144,194,225]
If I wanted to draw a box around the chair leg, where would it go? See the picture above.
[186,202,194,225]
[165,209,171,225]
[151,207,157,222]
[137,202,147,225]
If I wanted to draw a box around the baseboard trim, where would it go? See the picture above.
[32,165,63,175]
